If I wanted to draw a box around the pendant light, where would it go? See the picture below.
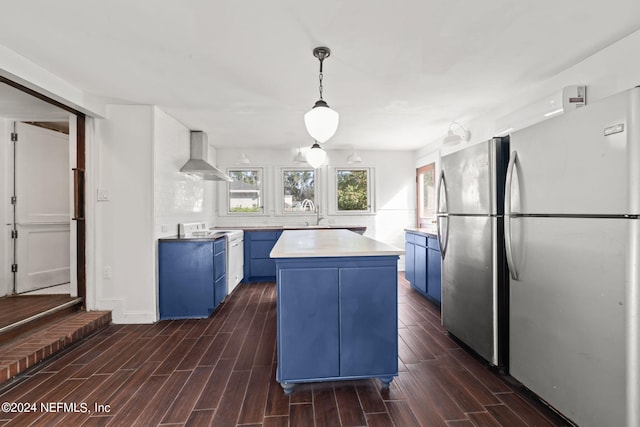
[304,47,339,143]
[306,141,326,169]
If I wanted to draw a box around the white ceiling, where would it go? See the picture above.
[1,0,639,150]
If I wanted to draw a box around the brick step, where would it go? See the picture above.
[0,297,84,346]
[0,310,111,384]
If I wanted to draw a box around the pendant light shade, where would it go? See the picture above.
[306,142,326,169]
[305,100,339,143]
[305,47,339,143]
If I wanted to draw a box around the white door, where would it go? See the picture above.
[14,122,70,293]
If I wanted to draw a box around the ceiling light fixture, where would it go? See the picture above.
[304,46,339,143]
[442,122,470,146]
[306,141,326,169]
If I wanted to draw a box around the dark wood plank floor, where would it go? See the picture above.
[0,276,570,426]
[0,295,77,330]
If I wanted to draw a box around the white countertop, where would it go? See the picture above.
[270,229,404,258]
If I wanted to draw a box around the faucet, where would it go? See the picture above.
[316,204,324,225]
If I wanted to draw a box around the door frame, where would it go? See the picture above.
[1,76,86,306]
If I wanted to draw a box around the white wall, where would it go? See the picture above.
[214,147,415,266]
[417,29,640,158]
[153,108,216,239]
[93,105,157,323]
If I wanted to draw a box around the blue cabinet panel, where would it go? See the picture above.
[405,231,441,306]
[339,267,398,377]
[214,251,226,280]
[214,275,227,309]
[159,241,214,319]
[244,230,282,282]
[158,238,226,319]
[427,248,442,303]
[278,268,340,380]
[250,259,276,278]
[251,240,277,258]
[414,244,427,294]
[405,239,415,285]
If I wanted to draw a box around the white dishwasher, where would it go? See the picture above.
[217,230,244,295]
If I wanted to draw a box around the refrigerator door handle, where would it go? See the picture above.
[436,170,449,259]
[504,151,518,280]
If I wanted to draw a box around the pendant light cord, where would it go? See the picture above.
[318,58,324,100]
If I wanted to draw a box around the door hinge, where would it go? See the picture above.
[11,264,18,273]
[11,132,18,142]
[10,196,16,205]
[11,230,18,239]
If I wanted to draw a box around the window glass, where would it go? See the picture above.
[282,169,316,213]
[417,163,436,226]
[336,169,369,211]
[228,169,263,213]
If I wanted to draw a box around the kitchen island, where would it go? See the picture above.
[270,229,403,394]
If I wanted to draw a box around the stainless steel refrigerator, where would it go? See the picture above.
[505,87,640,427]
[437,137,510,369]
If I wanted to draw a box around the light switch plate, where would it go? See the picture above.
[97,188,109,201]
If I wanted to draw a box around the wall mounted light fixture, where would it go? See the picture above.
[443,122,470,146]
[304,47,339,143]
[238,153,251,164]
[347,149,362,164]
[294,147,306,163]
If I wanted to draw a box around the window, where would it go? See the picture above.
[281,168,316,213]
[417,163,436,227]
[334,168,373,214]
[227,168,263,214]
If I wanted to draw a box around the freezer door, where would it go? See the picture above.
[508,217,627,427]
[442,215,497,365]
[441,139,503,215]
[508,87,640,216]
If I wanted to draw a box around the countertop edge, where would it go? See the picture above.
[404,227,438,237]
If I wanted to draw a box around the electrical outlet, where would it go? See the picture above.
[161,224,169,232]
[103,266,112,279]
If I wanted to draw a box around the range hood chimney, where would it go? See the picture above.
[180,131,233,182]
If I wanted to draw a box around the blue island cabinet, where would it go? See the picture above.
[405,231,441,305]
[158,238,226,319]
[275,256,398,393]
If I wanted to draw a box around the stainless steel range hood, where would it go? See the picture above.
[180,131,233,181]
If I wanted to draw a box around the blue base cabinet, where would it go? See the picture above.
[158,238,226,319]
[275,256,398,392]
[405,231,441,305]
[243,230,282,283]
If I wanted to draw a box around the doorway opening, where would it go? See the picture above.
[0,77,85,305]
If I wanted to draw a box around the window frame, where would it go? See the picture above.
[224,167,266,216]
[275,166,319,216]
[328,166,375,215]
[416,163,436,227]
